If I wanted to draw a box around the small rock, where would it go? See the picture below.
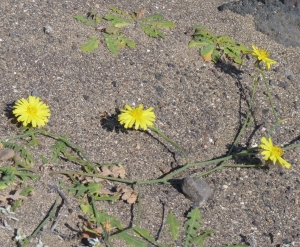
[71,44,77,50]
[153,86,164,93]
[112,81,117,87]
[83,95,89,101]
[180,77,185,83]
[0,149,15,161]
[31,89,40,97]
[287,74,295,80]
[181,177,212,207]
[44,25,53,35]
[278,82,287,88]
[269,80,275,85]
[155,73,162,80]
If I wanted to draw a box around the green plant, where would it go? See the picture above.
[73,6,176,54]
[188,24,250,64]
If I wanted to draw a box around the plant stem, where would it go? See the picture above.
[148,126,189,163]
[20,196,60,247]
[260,69,278,122]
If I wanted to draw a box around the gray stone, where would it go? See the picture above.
[181,177,212,207]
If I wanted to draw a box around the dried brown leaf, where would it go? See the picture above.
[100,166,113,176]
[135,9,146,20]
[110,165,125,178]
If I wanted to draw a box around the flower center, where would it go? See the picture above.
[27,106,38,116]
[131,108,143,120]
[257,48,270,59]
[271,145,283,157]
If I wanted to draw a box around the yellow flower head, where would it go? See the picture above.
[118,104,156,130]
[13,95,51,127]
[249,44,276,70]
[258,137,291,169]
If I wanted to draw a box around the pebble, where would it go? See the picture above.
[269,80,275,85]
[83,95,89,101]
[44,25,53,35]
[287,74,295,80]
[155,73,162,80]
[181,177,213,207]
[112,81,117,87]
[278,82,287,88]
[0,149,15,161]
[180,77,185,83]
[153,86,164,93]
[31,90,40,97]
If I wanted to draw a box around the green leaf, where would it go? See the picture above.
[233,56,243,65]
[143,21,176,29]
[191,230,214,247]
[73,14,97,27]
[212,49,220,63]
[116,231,147,247]
[104,14,132,27]
[140,14,164,22]
[81,37,99,53]
[201,44,216,61]
[11,186,34,211]
[140,24,159,38]
[133,227,155,242]
[59,182,101,197]
[2,142,34,165]
[188,40,211,48]
[50,138,68,163]
[165,211,181,240]
[184,208,202,247]
[94,195,120,202]
[103,33,119,55]
[109,6,133,19]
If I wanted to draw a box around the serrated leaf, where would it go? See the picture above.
[133,227,156,243]
[191,230,214,247]
[103,33,119,55]
[50,138,68,163]
[188,40,210,48]
[73,14,97,27]
[143,21,176,29]
[140,14,164,22]
[11,186,34,211]
[81,37,99,53]
[104,14,132,27]
[59,182,101,197]
[140,24,159,38]
[165,211,181,240]
[201,44,215,61]
[109,6,133,19]
[116,231,147,247]
[184,208,202,247]
[234,56,243,65]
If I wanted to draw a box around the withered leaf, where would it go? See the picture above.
[135,9,146,20]
[111,165,125,178]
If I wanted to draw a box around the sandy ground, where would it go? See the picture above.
[1,0,300,246]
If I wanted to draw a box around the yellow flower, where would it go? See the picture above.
[258,137,291,169]
[118,104,156,130]
[248,44,276,70]
[13,96,50,127]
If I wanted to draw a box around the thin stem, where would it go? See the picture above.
[136,184,142,228]
[227,77,258,156]
[260,69,279,121]
[148,126,189,163]
[20,196,60,247]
